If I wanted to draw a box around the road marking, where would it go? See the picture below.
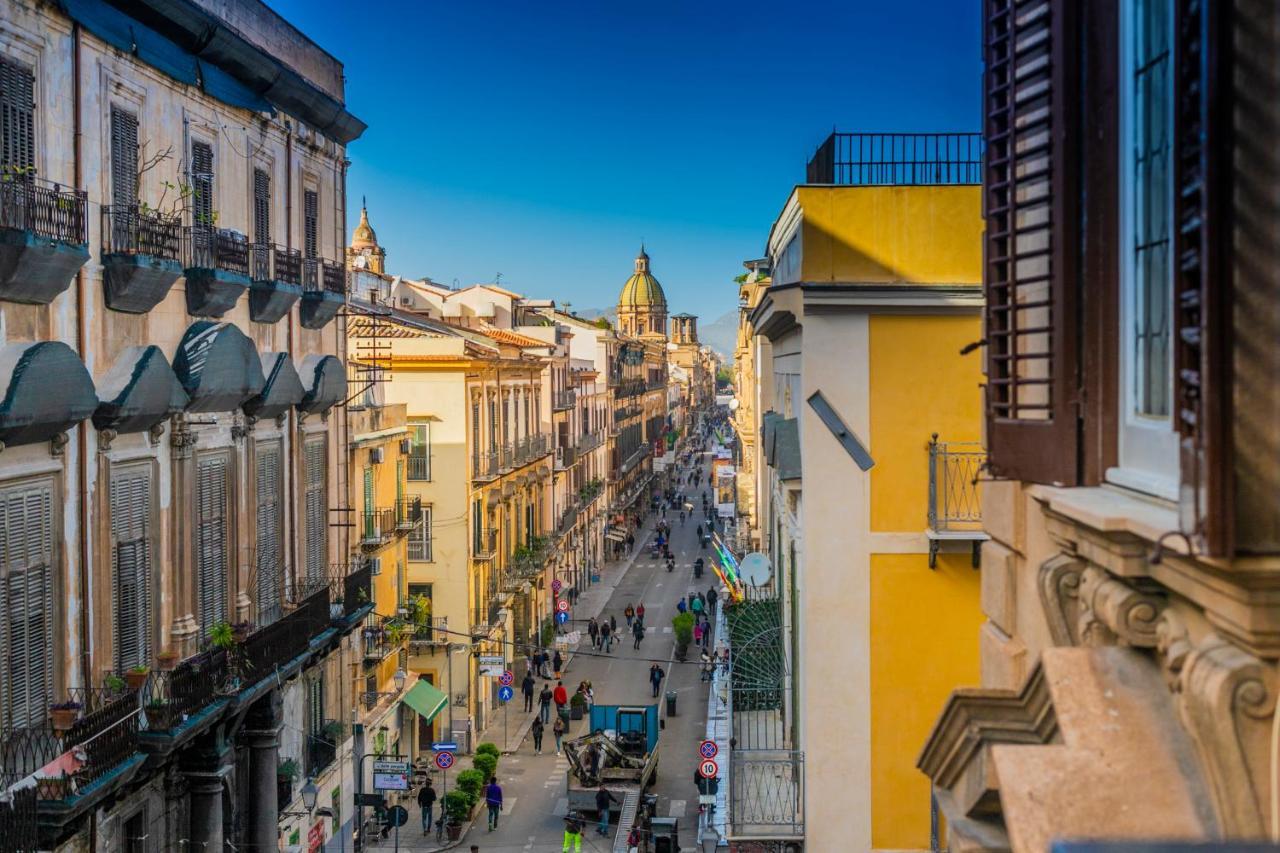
[663,627,672,633]
[554,797,568,816]
[669,799,687,818]
[502,796,517,814]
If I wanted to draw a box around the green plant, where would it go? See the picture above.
[386,620,407,647]
[475,742,500,759]
[322,720,345,742]
[456,768,485,800]
[104,675,127,693]
[208,622,236,650]
[277,758,300,781]
[409,594,431,627]
[672,612,695,648]
[443,789,471,823]
[472,752,497,781]
[129,664,150,674]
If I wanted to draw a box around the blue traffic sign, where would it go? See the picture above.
[555,611,569,625]
[497,685,514,702]
[431,741,458,752]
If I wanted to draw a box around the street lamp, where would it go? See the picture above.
[392,668,407,692]
[280,776,319,819]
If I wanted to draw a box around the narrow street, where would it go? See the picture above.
[395,450,719,852]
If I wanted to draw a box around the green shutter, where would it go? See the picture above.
[112,465,152,672]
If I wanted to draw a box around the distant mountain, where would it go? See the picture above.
[699,310,738,361]
[574,307,617,323]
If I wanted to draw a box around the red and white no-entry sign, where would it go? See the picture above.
[556,599,570,613]
[698,758,719,779]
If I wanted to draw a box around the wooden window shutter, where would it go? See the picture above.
[1172,0,1232,554]
[304,437,328,582]
[255,442,283,623]
[196,455,229,634]
[110,107,139,209]
[191,141,214,226]
[304,189,318,259]
[111,466,153,673]
[253,167,271,245]
[0,55,35,172]
[0,480,54,728]
[982,0,1083,484]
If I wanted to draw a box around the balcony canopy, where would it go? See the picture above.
[398,678,447,723]
[297,354,344,415]
[174,322,264,413]
[0,341,98,447]
[243,352,305,421]
[93,345,188,434]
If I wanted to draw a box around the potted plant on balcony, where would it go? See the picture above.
[125,664,150,690]
[569,690,587,721]
[49,700,81,733]
[104,674,128,695]
[322,720,345,744]
[156,649,179,670]
[443,789,470,839]
[209,621,237,651]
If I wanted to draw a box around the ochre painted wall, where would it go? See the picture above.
[869,551,982,849]
[868,314,983,533]
[797,185,983,285]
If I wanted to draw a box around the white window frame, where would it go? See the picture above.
[1109,0,1180,501]
[408,506,433,562]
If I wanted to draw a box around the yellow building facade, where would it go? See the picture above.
[738,143,986,851]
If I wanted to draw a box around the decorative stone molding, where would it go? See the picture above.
[1038,552,1084,646]
[1076,565,1165,648]
[1175,633,1277,836]
[97,428,118,452]
[49,430,69,457]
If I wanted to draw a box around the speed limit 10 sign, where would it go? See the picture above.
[698,759,719,779]
[556,599,570,613]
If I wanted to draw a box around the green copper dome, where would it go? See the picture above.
[618,248,667,308]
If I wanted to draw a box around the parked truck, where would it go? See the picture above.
[564,703,661,816]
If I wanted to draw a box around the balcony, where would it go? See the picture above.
[396,496,423,530]
[473,528,498,560]
[306,731,339,777]
[578,430,604,453]
[247,243,303,323]
[340,561,375,625]
[728,750,805,840]
[555,444,577,470]
[511,535,553,580]
[362,613,408,664]
[138,649,231,734]
[614,378,645,399]
[553,389,577,411]
[0,175,89,304]
[182,224,250,317]
[100,205,183,312]
[410,616,449,647]
[806,131,983,186]
[925,435,988,568]
[300,257,346,329]
[472,449,499,481]
[239,583,332,685]
[360,507,396,547]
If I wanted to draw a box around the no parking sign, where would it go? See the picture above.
[434,751,454,770]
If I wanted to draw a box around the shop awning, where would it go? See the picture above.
[399,679,447,722]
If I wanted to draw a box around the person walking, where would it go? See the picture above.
[521,672,535,712]
[595,785,620,836]
[484,777,503,831]
[563,811,585,853]
[696,523,703,540]
[553,714,567,755]
[632,619,645,649]
[636,603,645,625]
[417,780,436,835]
[531,716,545,754]
[676,597,687,615]
[553,650,564,679]
[702,615,712,649]
[693,619,703,649]
[691,594,703,618]
[701,649,714,682]
[610,614,618,635]
[624,604,635,628]
[587,618,599,649]
[553,680,568,717]
[649,663,664,698]
[707,586,718,614]
[539,684,553,723]
[600,620,612,653]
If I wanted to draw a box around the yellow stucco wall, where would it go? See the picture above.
[868,314,983,533]
[797,185,983,285]
[869,551,982,849]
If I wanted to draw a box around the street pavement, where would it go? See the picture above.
[374,449,720,852]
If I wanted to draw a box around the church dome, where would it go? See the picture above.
[351,203,378,249]
[618,247,667,308]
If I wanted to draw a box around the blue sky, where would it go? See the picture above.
[270,0,981,322]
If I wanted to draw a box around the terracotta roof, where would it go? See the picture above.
[478,327,551,348]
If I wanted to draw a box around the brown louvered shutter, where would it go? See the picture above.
[0,480,54,729]
[304,189,318,259]
[110,107,139,209]
[1172,0,1231,554]
[0,56,34,173]
[191,141,214,226]
[196,454,229,634]
[982,0,1082,485]
[112,465,152,673]
[253,167,271,245]
[304,436,328,582]
[255,442,283,623]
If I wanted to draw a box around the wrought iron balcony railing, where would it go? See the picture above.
[728,749,805,840]
[0,174,87,244]
[473,528,498,559]
[183,224,250,275]
[360,507,396,545]
[101,205,181,259]
[342,561,374,617]
[306,733,338,777]
[806,131,983,186]
[410,617,449,647]
[396,497,423,530]
[302,257,347,294]
[926,434,987,568]
[553,389,577,410]
[139,649,230,731]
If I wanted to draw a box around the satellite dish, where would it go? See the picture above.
[739,552,771,587]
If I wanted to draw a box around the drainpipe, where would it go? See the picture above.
[285,124,297,587]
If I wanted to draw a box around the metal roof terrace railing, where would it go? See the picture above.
[806,132,983,186]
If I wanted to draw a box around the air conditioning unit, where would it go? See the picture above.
[401,296,412,306]
[368,556,382,576]
[369,447,384,464]
[399,438,411,455]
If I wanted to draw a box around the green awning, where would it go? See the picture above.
[400,679,447,722]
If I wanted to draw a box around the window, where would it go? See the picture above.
[0,479,54,728]
[307,675,324,747]
[255,441,283,624]
[0,55,35,173]
[304,437,327,582]
[190,141,214,226]
[1111,0,1179,499]
[252,167,270,245]
[111,464,152,673]
[304,189,318,259]
[408,422,431,480]
[472,499,482,554]
[196,454,229,635]
[488,397,497,451]
[110,107,138,209]
[409,507,433,562]
[122,810,146,853]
